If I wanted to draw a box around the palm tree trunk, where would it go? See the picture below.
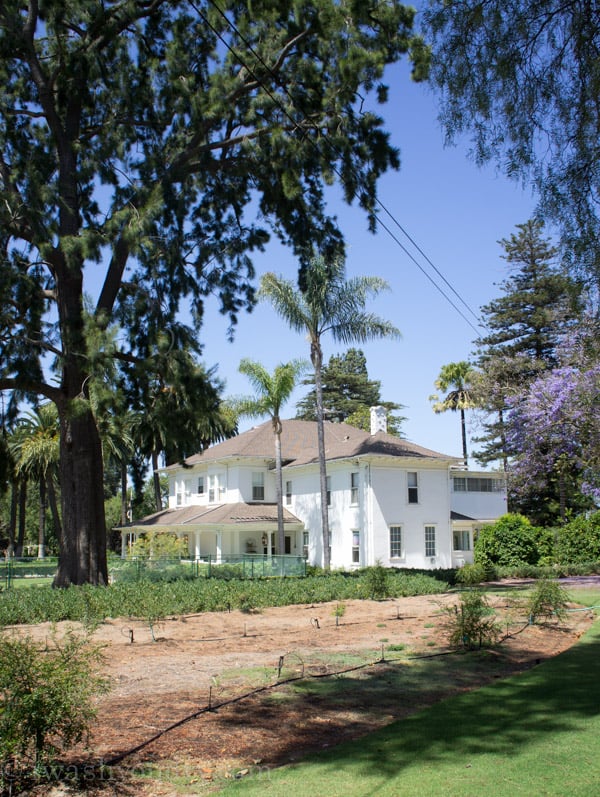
[312,342,331,570]
[460,408,468,465]
[274,420,285,555]
[7,483,17,557]
[16,479,27,557]
[152,450,163,511]
[47,476,62,546]
[120,461,129,526]
[38,478,46,559]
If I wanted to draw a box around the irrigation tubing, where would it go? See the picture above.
[101,602,600,768]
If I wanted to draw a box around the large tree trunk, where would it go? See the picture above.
[16,480,27,557]
[312,342,331,570]
[460,408,468,465]
[7,483,17,557]
[54,406,107,586]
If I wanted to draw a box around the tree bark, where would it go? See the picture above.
[54,405,108,586]
[312,341,331,570]
[152,451,163,512]
[274,419,285,555]
[38,478,46,559]
[460,408,468,465]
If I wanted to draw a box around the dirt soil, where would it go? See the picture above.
[11,588,596,796]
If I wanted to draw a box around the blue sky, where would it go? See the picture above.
[199,60,538,465]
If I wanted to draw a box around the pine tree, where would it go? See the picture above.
[474,220,583,470]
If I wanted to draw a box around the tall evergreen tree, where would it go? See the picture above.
[296,348,405,436]
[474,220,583,470]
[0,1,427,585]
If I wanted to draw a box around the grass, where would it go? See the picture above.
[218,591,600,796]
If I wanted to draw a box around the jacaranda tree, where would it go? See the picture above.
[0,0,428,585]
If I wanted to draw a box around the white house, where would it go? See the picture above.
[120,407,507,570]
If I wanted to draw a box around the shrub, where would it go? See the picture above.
[443,590,501,650]
[455,563,487,587]
[0,631,108,774]
[526,578,571,623]
[555,512,600,564]
[474,514,540,568]
[361,562,391,600]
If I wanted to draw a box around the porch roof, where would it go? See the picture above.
[118,502,303,530]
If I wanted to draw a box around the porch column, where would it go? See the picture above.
[216,532,222,563]
[194,531,201,560]
[121,532,127,559]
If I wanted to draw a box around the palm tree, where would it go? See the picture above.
[260,255,400,569]
[430,361,478,465]
[232,358,307,555]
[9,404,61,558]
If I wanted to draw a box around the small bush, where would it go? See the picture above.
[0,631,108,775]
[362,562,391,600]
[526,579,571,623]
[443,590,501,650]
[455,563,487,587]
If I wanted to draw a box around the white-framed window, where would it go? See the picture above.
[453,476,505,493]
[408,471,418,504]
[350,471,359,505]
[208,474,224,503]
[285,480,292,505]
[389,525,403,559]
[252,471,265,501]
[453,529,471,551]
[425,525,436,557]
[176,480,184,506]
[326,475,331,506]
[303,531,309,559]
[352,529,360,564]
[197,476,204,495]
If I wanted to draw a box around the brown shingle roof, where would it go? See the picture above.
[120,503,302,529]
[170,419,456,470]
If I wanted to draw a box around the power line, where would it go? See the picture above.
[194,0,483,336]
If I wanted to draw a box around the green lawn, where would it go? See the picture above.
[220,594,600,796]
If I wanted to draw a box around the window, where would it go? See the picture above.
[352,530,360,564]
[302,531,309,559]
[350,472,359,504]
[285,480,292,505]
[425,525,436,557]
[208,474,223,503]
[252,471,265,501]
[453,476,505,493]
[453,530,471,551]
[326,475,331,506]
[407,472,418,504]
[176,480,183,506]
[389,525,403,559]
[197,476,204,495]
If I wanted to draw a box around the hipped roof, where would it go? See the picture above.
[167,419,458,471]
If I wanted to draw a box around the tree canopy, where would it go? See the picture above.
[422,1,600,276]
[0,0,427,584]
[296,348,405,435]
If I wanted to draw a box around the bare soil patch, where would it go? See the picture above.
[13,590,595,796]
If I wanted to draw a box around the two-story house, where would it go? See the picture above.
[119,407,507,570]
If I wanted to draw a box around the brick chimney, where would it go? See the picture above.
[370,405,387,435]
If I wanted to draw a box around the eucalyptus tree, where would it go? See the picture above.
[0,0,427,585]
[430,361,478,465]
[232,358,307,554]
[260,255,400,569]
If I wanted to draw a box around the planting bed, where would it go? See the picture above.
[15,589,595,796]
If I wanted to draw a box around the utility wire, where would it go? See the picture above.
[197,0,483,336]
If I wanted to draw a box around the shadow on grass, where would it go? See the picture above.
[308,622,600,781]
